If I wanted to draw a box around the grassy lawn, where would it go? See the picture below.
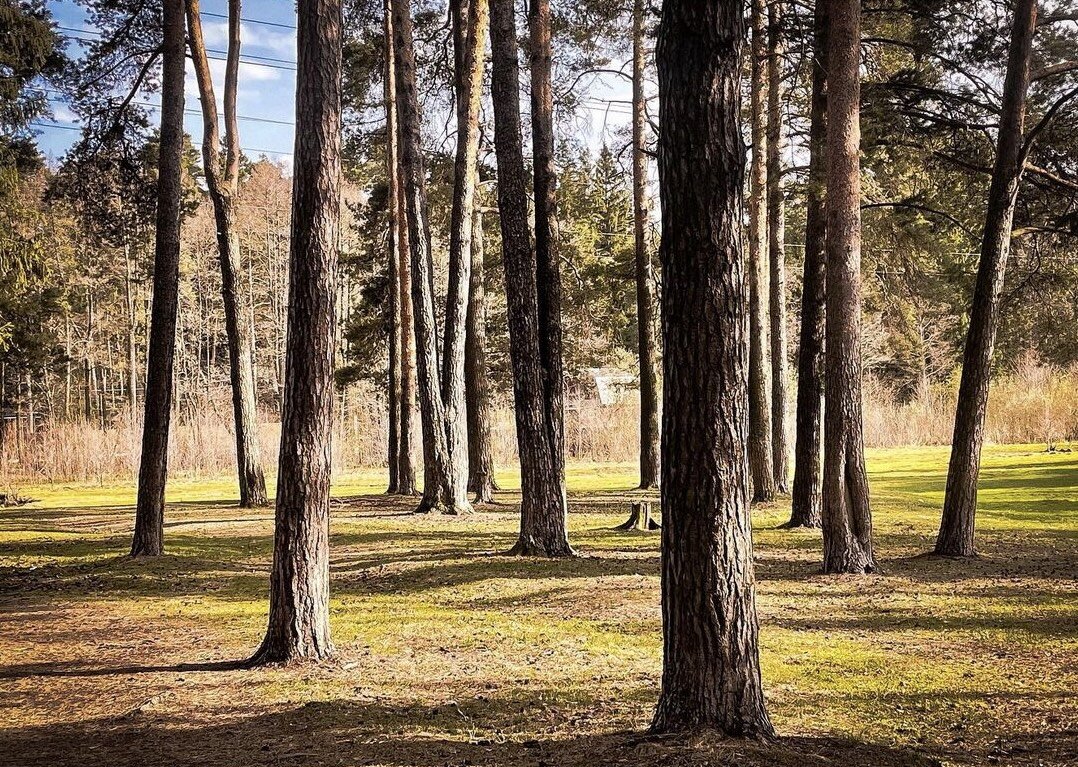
[0,444,1074,766]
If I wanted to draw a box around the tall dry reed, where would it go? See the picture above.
[2,363,1075,484]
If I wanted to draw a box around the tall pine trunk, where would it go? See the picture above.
[747,0,775,503]
[466,207,498,503]
[789,0,827,530]
[249,0,342,664]
[187,0,268,508]
[384,0,402,494]
[766,0,789,494]
[124,246,138,414]
[395,134,419,496]
[385,6,418,497]
[650,0,773,736]
[632,0,660,490]
[821,0,875,574]
[937,0,1037,558]
[489,0,572,557]
[131,0,185,557]
[442,0,489,507]
[392,0,471,515]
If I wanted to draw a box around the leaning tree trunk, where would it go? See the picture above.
[632,0,661,490]
[821,0,875,574]
[187,0,268,508]
[384,0,402,494]
[649,0,773,737]
[766,0,789,494]
[788,0,828,530]
[249,0,341,664]
[213,200,269,507]
[489,0,572,557]
[131,0,185,557]
[466,207,498,503]
[392,0,470,515]
[747,0,775,503]
[937,0,1037,558]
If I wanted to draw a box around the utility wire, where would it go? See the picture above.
[37,89,294,127]
[29,121,294,157]
[57,26,298,71]
[199,11,297,31]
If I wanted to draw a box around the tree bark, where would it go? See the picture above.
[131,0,185,557]
[821,0,875,574]
[747,0,775,503]
[392,0,471,515]
[650,0,773,736]
[788,0,827,530]
[466,207,498,503]
[124,245,138,414]
[489,0,572,557]
[249,0,341,664]
[632,0,660,490]
[384,0,402,495]
[445,0,491,507]
[937,0,1037,558]
[382,6,418,497]
[766,0,789,494]
[187,0,269,508]
[394,114,419,497]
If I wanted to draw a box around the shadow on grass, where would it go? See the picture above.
[0,694,955,767]
[3,519,1075,614]
[0,658,244,680]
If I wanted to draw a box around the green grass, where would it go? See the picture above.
[0,445,1074,767]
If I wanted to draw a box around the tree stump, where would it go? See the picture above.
[617,501,660,531]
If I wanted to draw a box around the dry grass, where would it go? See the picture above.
[0,445,1075,767]
[4,362,1077,484]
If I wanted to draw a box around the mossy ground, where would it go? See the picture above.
[0,445,1075,766]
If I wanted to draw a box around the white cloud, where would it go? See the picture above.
[196,18,295,60]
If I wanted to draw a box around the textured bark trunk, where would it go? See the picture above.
[632,0,660,491]
[466,208,498,503]
[392,0,471,514]
[524,0,571,554]
[249,0,341,665]
[444,0,489,506]
[84,289,93,423]
[747,0,775,503]
[650,0,773,736]
[395,101,419,497]
[131,0,185,557]
[788,0,827,530]
[64,316,72,420]
[821,0,875,574]
[187,0,269,508]
[489,0,572,557]
[384,0,402,494]
[124,247,138,414]
[766,0,789,494]
[217,200,269,507]
[937,0,1037,558]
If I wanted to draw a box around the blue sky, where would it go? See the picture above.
[36,0,639,171]
[38,0,300,168]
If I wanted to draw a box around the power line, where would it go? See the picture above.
[39,90,294,128]
[29,121,294,157]
[57,26,298,71]
[200,11,297,31]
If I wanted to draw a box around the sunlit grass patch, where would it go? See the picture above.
[0,444,1075,766]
